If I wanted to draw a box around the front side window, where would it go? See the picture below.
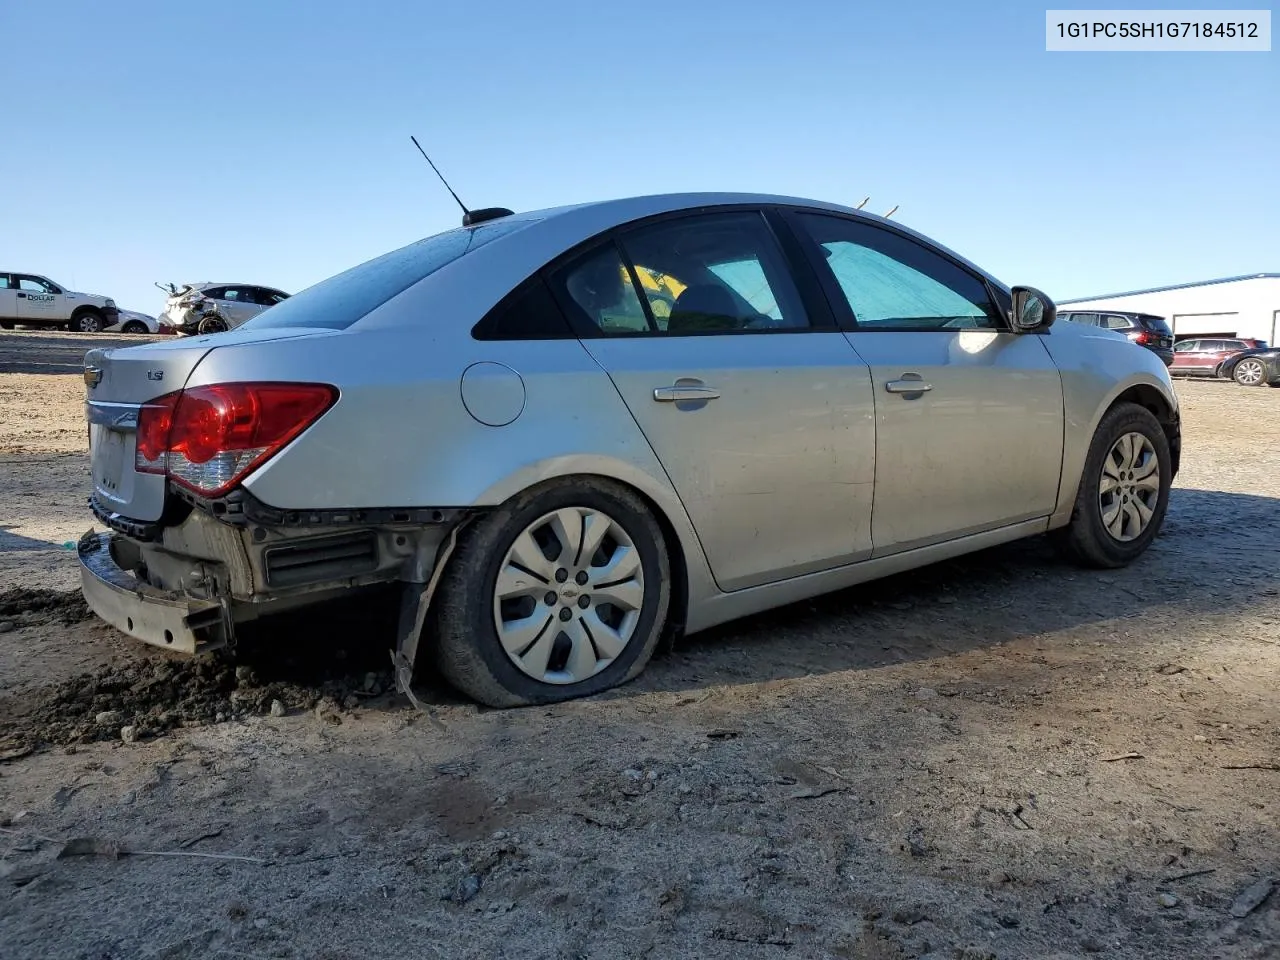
[17,276,56,294]
[796,214,1000,330]
[556,211,810,336]
[1174,340,1197,352]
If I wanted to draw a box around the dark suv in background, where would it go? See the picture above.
[1059,310,1175,366]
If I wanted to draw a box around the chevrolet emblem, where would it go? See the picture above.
[83,366,103,388]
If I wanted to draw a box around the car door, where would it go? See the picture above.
[785,210,1064,557]
[549,208,877,592]
[250,287,288,318]
[213,287,254,325]
[1171,339,1200,373]
[1194,339,1232,372]
[14,275,62,324]
[0,274,15,321]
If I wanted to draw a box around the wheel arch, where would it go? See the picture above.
[70,304,104,320]
[1050,373,1180,530]
[1103,381,1180,480]
[469,458,713,646]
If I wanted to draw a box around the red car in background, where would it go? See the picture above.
[1170,337,1268,379]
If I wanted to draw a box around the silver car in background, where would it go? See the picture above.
[80,193,1181,707]
[157,282,290,335]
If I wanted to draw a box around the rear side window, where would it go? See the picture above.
[472,276,574,340]
[1102,315,1132,330]
[553,211,812,336]
[243,217,535,331]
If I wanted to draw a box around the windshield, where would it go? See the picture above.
[241,217,535,331]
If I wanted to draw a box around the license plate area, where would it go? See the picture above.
[92,425,128,497]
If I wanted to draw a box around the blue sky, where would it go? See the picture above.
[2,1,1275,315]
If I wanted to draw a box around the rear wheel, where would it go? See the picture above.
[121,320,148,334]
[1053,402,1171,568]
[431,478,671,707]
[1233,358,1267,387]
[70,310,105,333]
[197,315,229,335]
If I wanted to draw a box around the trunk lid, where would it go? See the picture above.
[85,327,328,523]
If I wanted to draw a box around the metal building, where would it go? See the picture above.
[1059,273,1280,345]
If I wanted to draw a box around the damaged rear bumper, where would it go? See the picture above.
[77,530,227,654]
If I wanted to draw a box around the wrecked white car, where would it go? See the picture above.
[157,283,290,335]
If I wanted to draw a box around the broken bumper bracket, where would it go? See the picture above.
[77,530,227,654]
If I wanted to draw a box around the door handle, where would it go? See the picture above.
[17,292,27,299]
[885,377,933,394]
[653,384,721,402]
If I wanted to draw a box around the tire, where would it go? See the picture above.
[1232,357,1267,387]
[197,315,229,335]
[1053,402,1172,569]
[430,477,671,708]
[0,321,13,330]
[121,321,148,335]
[70,310,105,333]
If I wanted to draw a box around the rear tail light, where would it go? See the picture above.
[135,382,337,497]
[1127,330,1152,345]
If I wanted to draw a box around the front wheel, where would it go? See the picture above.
[1053,402,1172,569]
[70,310,105,333]
[430,478,671,707]
[121,320,149,334]
[1233,358,1267,387]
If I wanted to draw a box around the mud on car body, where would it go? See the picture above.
[80,192,1182,708]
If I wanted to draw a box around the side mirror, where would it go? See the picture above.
[1011,286,1056,332]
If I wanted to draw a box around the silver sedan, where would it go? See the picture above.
[79,193,1181,707]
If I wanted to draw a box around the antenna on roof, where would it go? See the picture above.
[855,197,870,210]
[409,135,514,227]
[883,204,899,219]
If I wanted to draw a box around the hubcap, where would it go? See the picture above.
[1238,360,1264,385]
[1099,432,1160,542]
[493,507,645,685]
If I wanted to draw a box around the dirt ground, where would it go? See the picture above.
[1,339,1277,959]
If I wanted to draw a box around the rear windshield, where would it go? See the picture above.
[241,217,535,331]
[1141,315,1172,334]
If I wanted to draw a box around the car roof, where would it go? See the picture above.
[192,282,283,288]
[350,191,1014,337]
[489,191,1009,290]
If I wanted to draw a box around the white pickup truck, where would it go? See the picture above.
[0,272,119,332]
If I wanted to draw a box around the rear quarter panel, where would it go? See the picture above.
[1037,322,1179,527]
[190,327,717,606]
